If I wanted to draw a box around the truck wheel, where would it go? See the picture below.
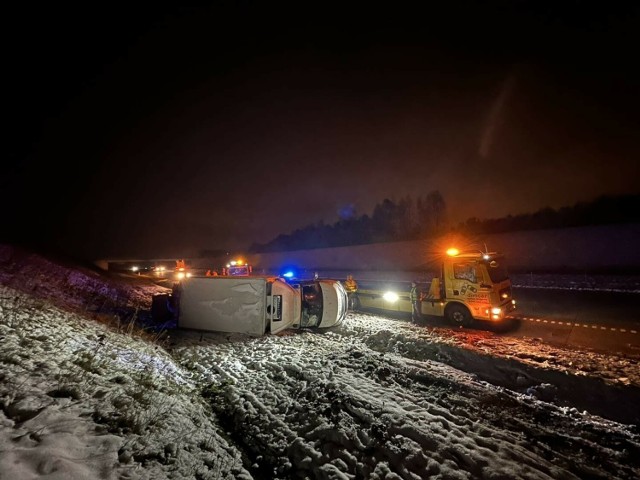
[446,304,472,327]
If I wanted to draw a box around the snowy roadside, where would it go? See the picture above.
[0,287,251,479]
[2,287,638,479]
[170,321,640,479]
[1,244,639,479]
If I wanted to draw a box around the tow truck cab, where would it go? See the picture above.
[422,250,516,325]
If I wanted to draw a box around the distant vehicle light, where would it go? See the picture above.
[230,261,237,266]
[131,266,139,272]
[446,248,459,256]
[383,291,399,303]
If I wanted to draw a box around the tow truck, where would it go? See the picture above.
[355,248,516,326]
[174,259,192,280]
[224,259,252,276]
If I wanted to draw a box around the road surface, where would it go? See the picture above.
[361,287,640,356]
[345,271,640,355]
[503,288,640,356]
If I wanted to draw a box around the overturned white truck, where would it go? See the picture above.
[155,276,348,335]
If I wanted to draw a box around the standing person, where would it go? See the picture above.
[344,274,359,310]
[410,281,422,323]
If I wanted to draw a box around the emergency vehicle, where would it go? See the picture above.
[174,259,192,280]
[224,259,252,276]
[355,248,516,326]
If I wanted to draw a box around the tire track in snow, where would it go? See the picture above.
[174,330,639,479]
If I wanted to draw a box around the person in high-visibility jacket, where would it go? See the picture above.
[410,281,422,323]
[344,274,358,310]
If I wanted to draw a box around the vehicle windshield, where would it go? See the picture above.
[484,257,509,283]
[300,282,324,327]
[228,266,250,276]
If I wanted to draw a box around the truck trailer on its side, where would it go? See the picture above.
[156,275,348,336]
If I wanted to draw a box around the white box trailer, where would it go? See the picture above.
[171,276,347,335]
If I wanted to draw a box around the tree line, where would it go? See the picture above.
[249,193,640,253]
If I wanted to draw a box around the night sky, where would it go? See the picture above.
[5,2,640,259]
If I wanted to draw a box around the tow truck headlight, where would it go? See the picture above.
[383,292,399,303]
[176,272,185,280]
[491,307,502,315]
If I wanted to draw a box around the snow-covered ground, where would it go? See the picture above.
[1,244,639,479]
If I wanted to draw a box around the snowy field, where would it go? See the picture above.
[0,244,639,479]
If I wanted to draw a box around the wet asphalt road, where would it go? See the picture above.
[503,288,640,355]
[512,288,640,327]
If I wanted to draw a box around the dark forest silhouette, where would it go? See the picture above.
[249,193,640,253]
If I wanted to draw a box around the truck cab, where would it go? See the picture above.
[423,249,516,325]
[294,279,349,329]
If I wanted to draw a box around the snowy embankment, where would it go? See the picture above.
[0,244,639,479]
[0,288,250,479]
[172,323,640,479]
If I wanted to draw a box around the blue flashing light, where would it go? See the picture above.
[283,271,295,278]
